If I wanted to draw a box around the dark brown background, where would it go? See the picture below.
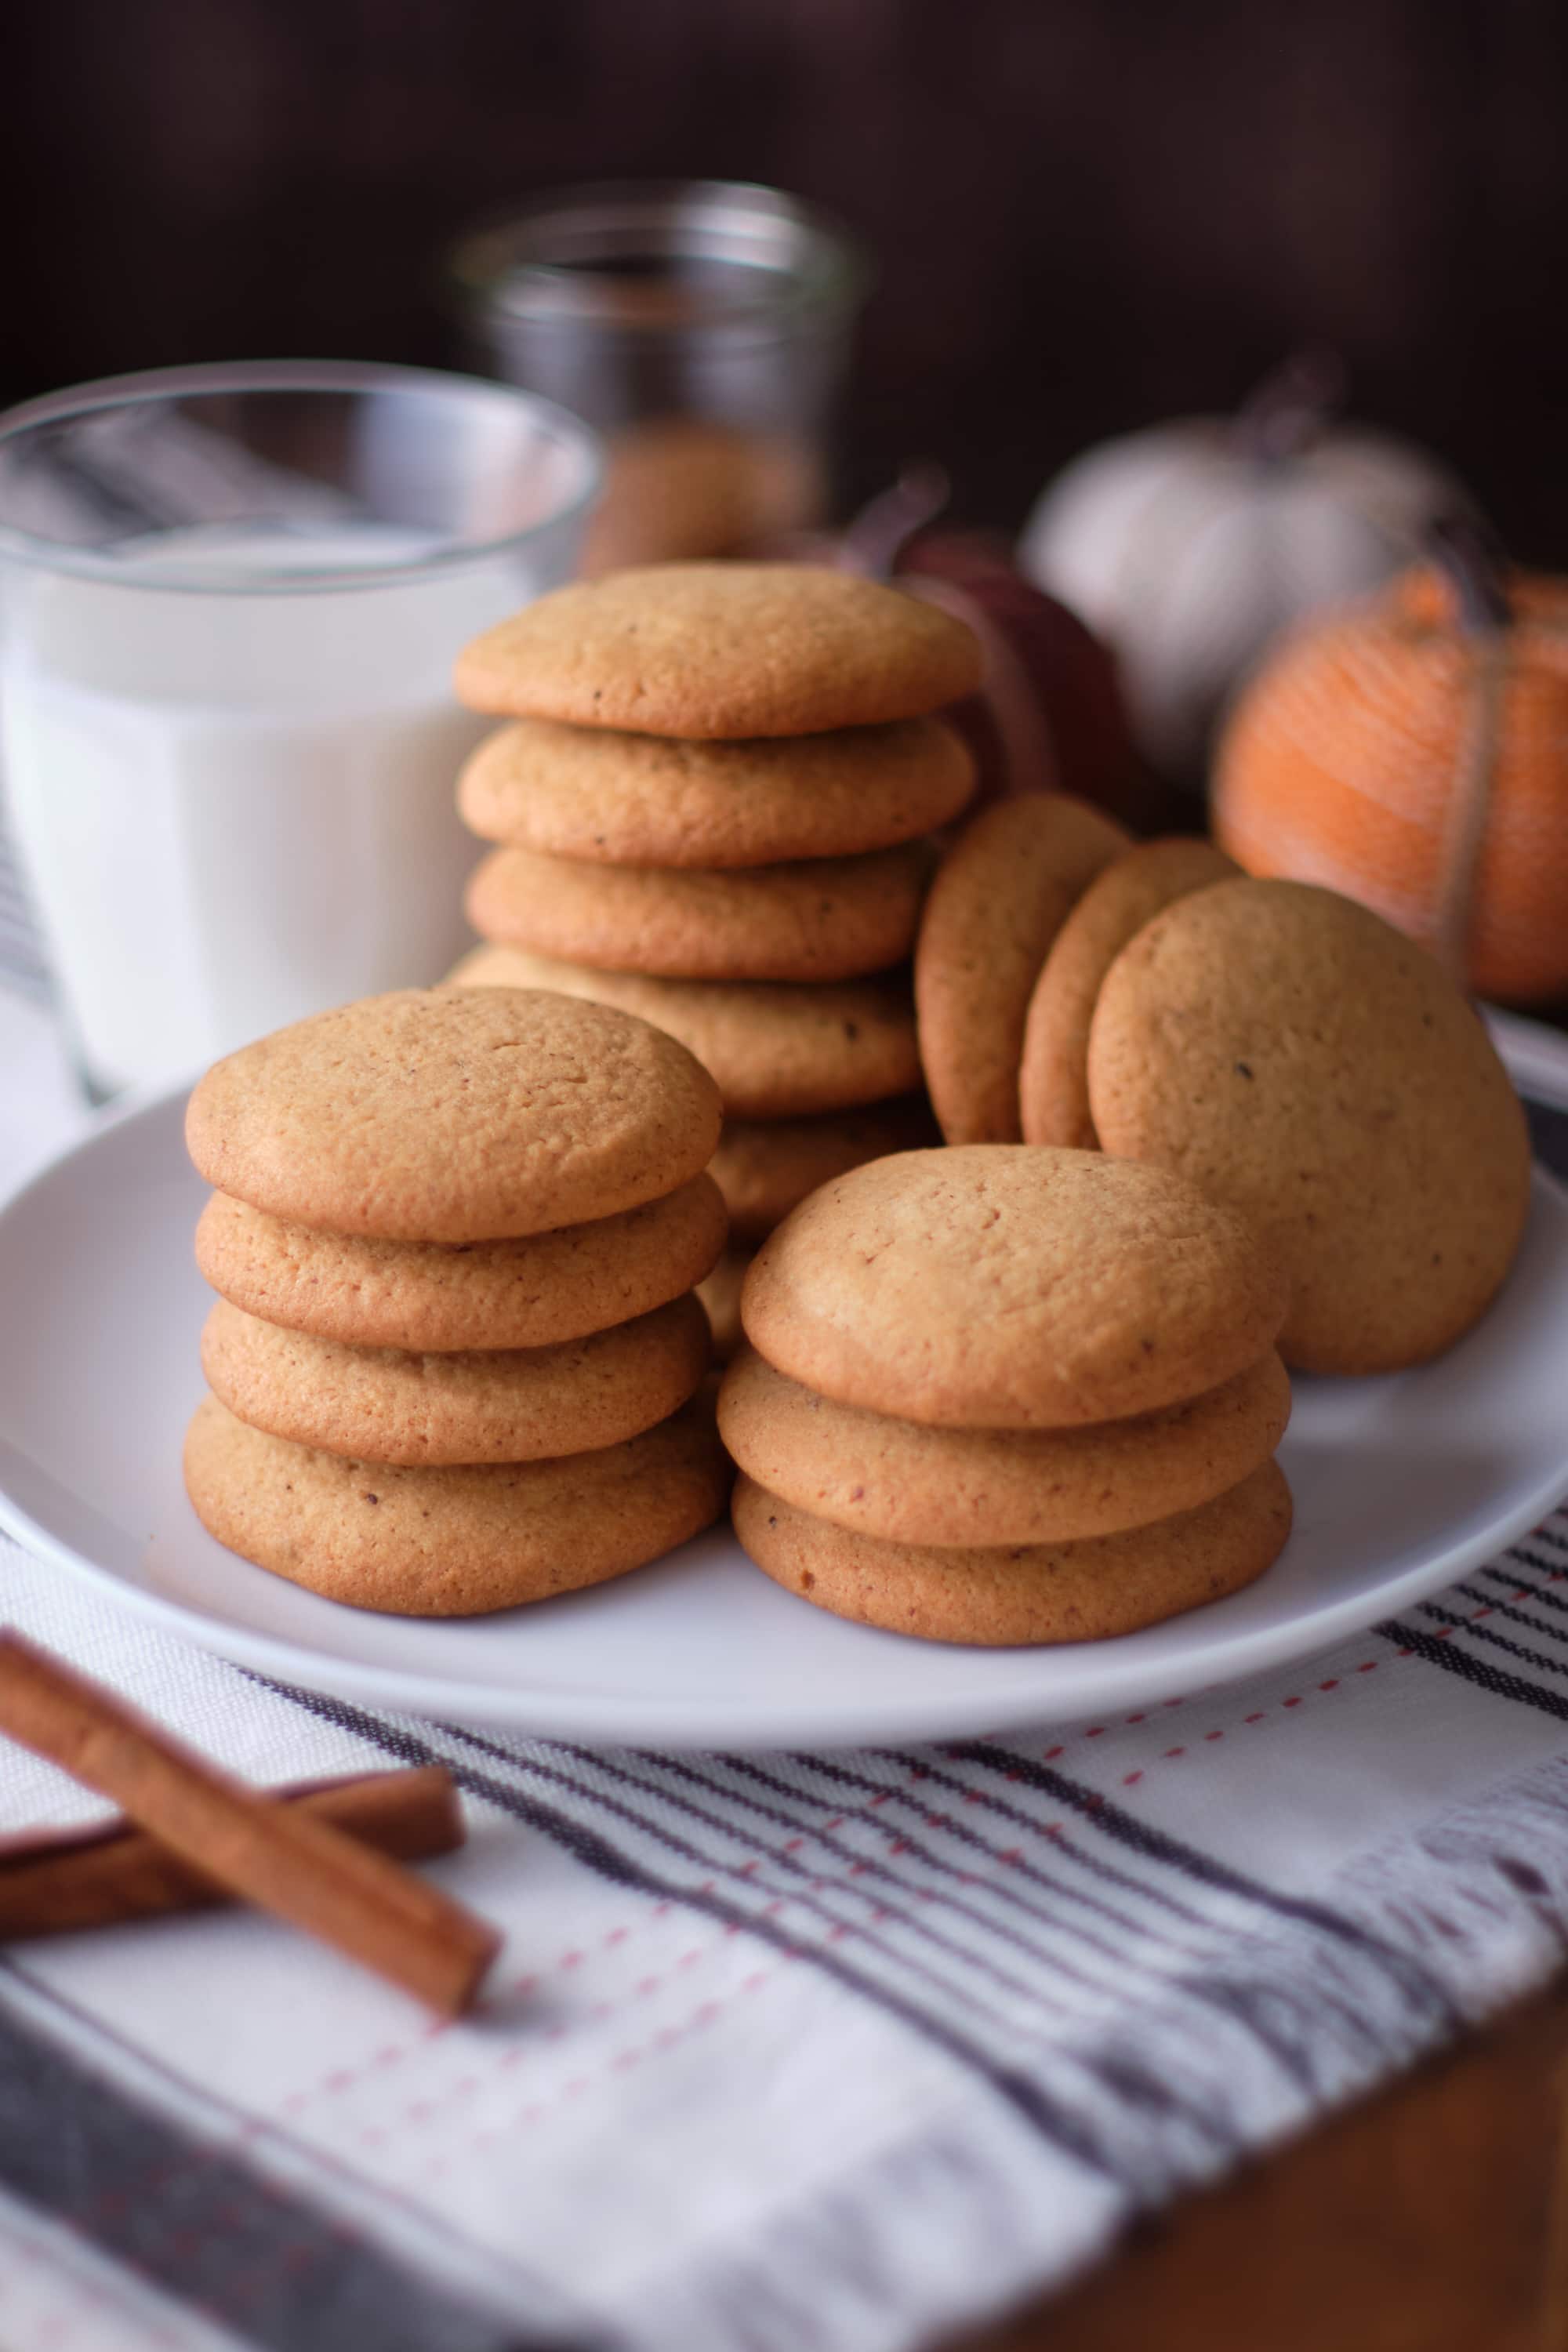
[3,0,1565,555]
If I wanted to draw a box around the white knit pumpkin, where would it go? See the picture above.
[1021,403,1467,779]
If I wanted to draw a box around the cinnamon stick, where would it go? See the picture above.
[0,1635,500,2014]
[0,1765,463,1940]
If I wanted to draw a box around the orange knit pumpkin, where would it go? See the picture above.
[1213,532,1568,1003]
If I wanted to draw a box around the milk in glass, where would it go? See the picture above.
[2,524,528,1097]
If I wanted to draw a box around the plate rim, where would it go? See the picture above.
[2,1031,1567,1746]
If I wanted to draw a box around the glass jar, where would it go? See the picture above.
[451,179,869,572]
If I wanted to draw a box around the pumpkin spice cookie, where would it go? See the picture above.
[453,563,983,739]
[711,1097,939,1240]
[465,840,931,984]
[457,715,975,868]
[1019,837,1240,1149]
[185,1389,731,1617]
[731,1461,1294,1645]
[195,1176,727,1352]
[449,946,921,1119]
[1087,877,1533,1374]
[741,1146,1288,1428]
[718,1345,1290,1546]
[186,987,721,1243]
[915,795,1130,1143]
[201,1293,711,1465]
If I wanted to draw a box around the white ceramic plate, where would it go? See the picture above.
[2,1076,1567,1748]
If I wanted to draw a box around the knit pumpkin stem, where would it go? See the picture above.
[1232,349,1345,463]
[1426,514,1512,633]
[835,463,952,581]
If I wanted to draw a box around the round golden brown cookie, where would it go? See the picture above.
[711,1097,939,1240]
[195,1175,727,1353]
[731,1461,1293,1645]
[915,796,1130,1144]
[184,1389,731,1617]
[449,946,921,1120]
[741,1145,1288,1428]
[1019,837,1240,1150]
[465,840,930,984]
[453,564,983,739]
[697,1244,753,1363]
[201,1293,710,1465]
[457,715,975,868]
[186,987,721,1244]
[1087,878,1533,1374]
[718,1345,1290,1545]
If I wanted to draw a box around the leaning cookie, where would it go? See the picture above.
[731,1463,1293,1645]
[718,1345,1290,1545]
[201,1294,711,1465]
[915,795,1128,1144]
[1019,837,1239,1149]
[1087,878,1533,1373]
[184,1390,731,1615]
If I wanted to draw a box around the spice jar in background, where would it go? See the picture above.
[451,180,869,572]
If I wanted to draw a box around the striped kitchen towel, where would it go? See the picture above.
[4,829,1568,2352]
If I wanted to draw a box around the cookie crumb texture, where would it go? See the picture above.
[184,1390,731,1616]
[201,1293,711,1465]
[742,1146,1288,1428]
[185,986,722,1242]
[731,1462,1293,1645]
[1088,878,1533,1372]
[453,564,984,739]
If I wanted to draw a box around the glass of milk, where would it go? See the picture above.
[0,361,601,1099]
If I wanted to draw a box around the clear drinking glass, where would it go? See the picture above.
[451,180,868,572]
[0,360,601,1101]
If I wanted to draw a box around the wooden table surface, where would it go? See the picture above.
[946,1978,1568,2351]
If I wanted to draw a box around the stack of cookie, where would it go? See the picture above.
[183,987,732,1617]
[445,563,983,1352]
[719,1148,1295,1645]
